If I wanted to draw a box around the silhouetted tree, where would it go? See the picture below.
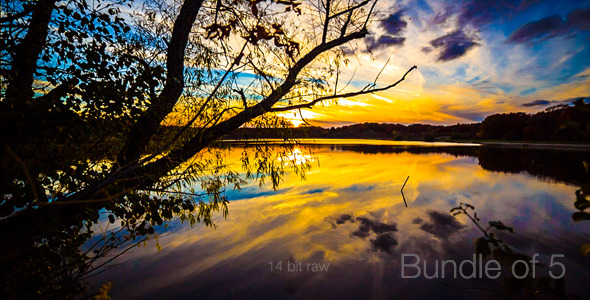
[479,112,529,140]
[1,0,416,297]
[479,101,590,142]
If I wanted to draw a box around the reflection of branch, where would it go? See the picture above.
[79,237,148,280]
[400,175,408,207]
[269,65,416,112]
[453,204,488,237]
[401,190,407,207]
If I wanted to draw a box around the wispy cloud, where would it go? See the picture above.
[520,99,562,107]
[456,0,533,28]
[298,0,590,126]
[520,96,588,107]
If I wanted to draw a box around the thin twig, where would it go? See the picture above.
[269,65,416,112]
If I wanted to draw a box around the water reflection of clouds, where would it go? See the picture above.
[329,214,399,255]
[418,211,466,240]
[89,146,590,299]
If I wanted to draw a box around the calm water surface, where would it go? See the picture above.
[88,140,590,299]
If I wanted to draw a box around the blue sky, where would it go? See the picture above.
[284,0,590,126]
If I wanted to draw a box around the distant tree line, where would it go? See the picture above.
[479,99,590,141]
[227,99,590,142]
[227,122,481,141]
[315,122,483,141]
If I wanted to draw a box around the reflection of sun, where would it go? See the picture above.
[279,147,313,165]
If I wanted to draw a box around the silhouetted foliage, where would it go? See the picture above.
[227,122,482,140]
[479,99,590,141]
[573,161,590,257]
[479,112,529,140]
[0,0,415,298]
[250,100,590,142]
[452,203,570,298]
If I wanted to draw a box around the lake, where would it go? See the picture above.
[87,140,590,299]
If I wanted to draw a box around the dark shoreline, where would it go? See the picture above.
[223,138,590,151]
[478,141,590,150]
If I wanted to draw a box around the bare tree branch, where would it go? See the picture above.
[36,78,80,110]
[5,0,57,102]
[268,65,416,112]
[373,57,390,86]
[137,41,250,166]
[116,0,205,166]
[235,88,248,108]
[340,10,353,37]
[363,0,378,28]
[332,0,371,20]
[66,28,371,203]
[0,6,34,23]
[321,0,331,44]
[5,146,48,203]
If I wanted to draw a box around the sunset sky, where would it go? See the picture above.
[280,0,590,127]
